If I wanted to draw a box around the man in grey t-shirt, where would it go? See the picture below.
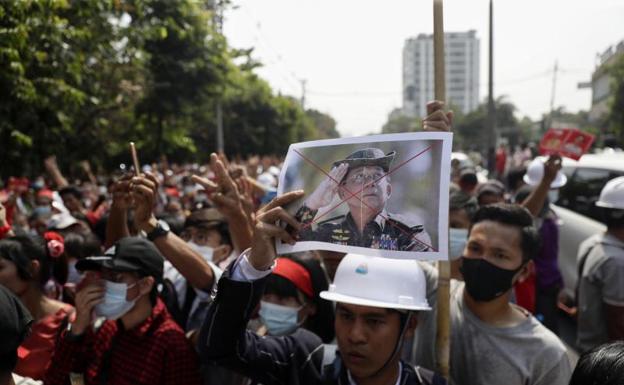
[576,176,624,352]
[409,204,571,385]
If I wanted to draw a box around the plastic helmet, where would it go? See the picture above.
[523,158,567,188]
[596,176,624,210]
[319,254,430,311]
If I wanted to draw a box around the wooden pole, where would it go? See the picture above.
[130,142,140,177]
[433,0,451,380]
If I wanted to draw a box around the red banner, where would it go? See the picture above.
[539,128,595,161]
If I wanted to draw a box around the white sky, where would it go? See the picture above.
[223,0,624,137]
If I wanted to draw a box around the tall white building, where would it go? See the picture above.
[403,30,480,117]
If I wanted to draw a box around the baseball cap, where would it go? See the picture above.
[76,237,164,282]
[477,180,506,199]
[0,284,33,357]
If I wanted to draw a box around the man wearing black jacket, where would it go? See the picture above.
[199,191,446,385]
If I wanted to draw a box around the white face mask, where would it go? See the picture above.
[188,241,215,262]
[95,280,138,320]
[449,228,469,261]
[67,260,82,284]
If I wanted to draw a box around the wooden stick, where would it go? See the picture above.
[433,0,451,380]
[130,142,140,177]
[434,0,446,102]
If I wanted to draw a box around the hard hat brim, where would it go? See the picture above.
[319,290,431,312]
[523,172,567,188]
[596,201,624,209]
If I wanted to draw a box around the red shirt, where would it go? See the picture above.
[44,299,201,385]
[15,306,74,380]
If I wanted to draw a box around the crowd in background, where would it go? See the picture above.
[1,120,623,384]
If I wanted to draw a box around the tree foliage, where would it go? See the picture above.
[0,0,336,178]
[607,54,624,145]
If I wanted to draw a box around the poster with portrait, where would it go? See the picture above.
[276,132,453,261]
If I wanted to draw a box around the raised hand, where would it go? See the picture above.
[422,100,454,132]
[129,173,159,232]
[192,153,244,219]
[110,173,134,211]
[304,163,349,210]
[71,280,105,335]
[542,154,562,185]
[248,190,304,270]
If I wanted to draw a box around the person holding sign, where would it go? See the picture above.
[295,148,433,252]
[198,191,446,385]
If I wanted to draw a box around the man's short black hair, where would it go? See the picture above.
[570,341,624,385]
[470,203,540,264]
[59,185,82,200]
[602,208,624,230]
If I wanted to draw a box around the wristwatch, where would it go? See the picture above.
[65,323,85,342]
[146,219,170,241]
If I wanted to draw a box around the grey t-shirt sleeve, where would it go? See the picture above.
[533,352,571,385]
[599,257,624,306]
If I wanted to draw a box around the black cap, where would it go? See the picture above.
[477,180,506,199]
[332,148,395,172]
[184,208,225,229]
[76,237,164,282]
[0,284,33,356]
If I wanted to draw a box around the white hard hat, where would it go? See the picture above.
[523,158,567,188]
[320,254,430,311]
[596,176,624,210]
[256,172,276,189]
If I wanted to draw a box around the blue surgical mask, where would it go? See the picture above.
[259,300,302,336]
[95,280,137,320]
[188,241,214,262]
[449,228,469,261]
[67,260,82,284]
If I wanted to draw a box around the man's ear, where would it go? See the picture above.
[133,276,155,300]
[386,183,392,198]
[515,260,534,284]
[403,313,419,339]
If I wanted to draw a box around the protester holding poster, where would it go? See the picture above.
[276,130,453,261]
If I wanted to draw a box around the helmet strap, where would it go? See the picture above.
[366,311,412,379]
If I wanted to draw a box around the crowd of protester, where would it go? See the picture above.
[1,101,623,385]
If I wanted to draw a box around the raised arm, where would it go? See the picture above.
[131,173,215,291]
[521,154,561,217]
[198,191,326,385]
[191,153,253,254]
[105,174,132,248]
[43,156,69,188]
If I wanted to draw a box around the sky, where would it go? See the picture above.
[223,0,624,137]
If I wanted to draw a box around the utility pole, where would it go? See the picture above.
[215,1,225,153]
[300,79,307,110]
[547,60,558,131]
[486,0,496,173]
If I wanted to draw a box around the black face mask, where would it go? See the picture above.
[460,257,523,302]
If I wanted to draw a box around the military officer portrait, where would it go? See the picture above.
[294,147,433,252]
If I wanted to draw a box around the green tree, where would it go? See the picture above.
[607,54,624,146]
[306,109,340,139]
